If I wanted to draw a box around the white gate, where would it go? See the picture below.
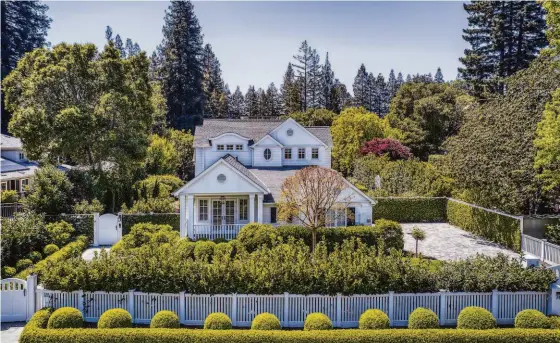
[97,213,122,246]
[1,278,27,322]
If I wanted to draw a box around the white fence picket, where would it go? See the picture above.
[443,292,492,325]
[287,294,337,327]
[235,294,285,327]
[83,292,128,322]
[183,294,233,326]
[392,293,440,326]
[340,294,389,327]
[495,292,548,324]
[134,293,180,324]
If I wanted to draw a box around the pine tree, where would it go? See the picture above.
[435,67,444,83]
[307,48,322,109]
[256,88,267,117]
[229,86,245,118]
[105,25,113,42]
[149,51,162,81]
[114,34,126,58]
[334,82,352,112]
[366,72,376,112]
[387,69,398,98]
[132,43,141,56]
[320,52,336,111]
[245,86,259,117]
[406,74,412,82]
[202,43,225,117]
[375,73,389,116]
[157,0,204,130]
[266,83,282,117]
[459,1,546,97]
[1,0,51,133]
[292,41,321,111]
[125,38,134,57]
[352,64,369,108]
[281,63,302,114]
[397,72,404,87]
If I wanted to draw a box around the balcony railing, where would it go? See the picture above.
[1,203,24,218]
[193,224,244,241]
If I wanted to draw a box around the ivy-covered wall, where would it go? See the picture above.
[121,213,180,235]
[446,199,521,251]
[45,214,95,241]
[373,197,448,222]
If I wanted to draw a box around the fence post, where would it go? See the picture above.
[491,290,499,320]
[283,292,289,328]
[388,291,394,327]
[179,291,186,325]
[541,240,546,262]
[26,274,37,321]
[231,294,238,327]
[439,292,447,326]
[128,290,135,323]
[336,293,342,328]
[93,212,100,246]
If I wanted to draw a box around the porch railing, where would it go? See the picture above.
[522,234,560,266]
[193,224,244,241]
[1,203,24,218]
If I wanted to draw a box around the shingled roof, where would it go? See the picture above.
[193,119,332,147]
[221,154,268,191]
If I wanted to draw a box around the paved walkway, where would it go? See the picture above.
[402,223,519,261]
[81,246,111,261]
[1,322,24,343]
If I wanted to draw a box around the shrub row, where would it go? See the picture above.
[121,213,180,235]
[16,235,89,279]
[446,199,521,251]
[373,198,447,222]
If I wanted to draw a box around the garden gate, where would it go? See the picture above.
[1,277,36,322]
[96,213,122,246]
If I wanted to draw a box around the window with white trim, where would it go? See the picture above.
[199,199,209,221]
[312,148,319,159]
[239,199,248,221]
[235,144,243,151]
[264,148,272,160]
[217,145,225,151]
[284,148,292,160]
[19,152,25,160]
[226,144,234,151]
[1,182,6,191]
[298,148,306,159]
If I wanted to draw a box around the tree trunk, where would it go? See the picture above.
[415,240,419,258]
[312,229,317,252]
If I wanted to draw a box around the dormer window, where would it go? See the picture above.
[235,144,243,151]
[217,145,225,151]
[264,148,272,160]
[226,144,234,151]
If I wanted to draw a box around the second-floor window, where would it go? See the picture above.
[284,148,292,160]
[217,145,225,151]
[298,148,306,159]
[226,144,234,151]
[235,144,243,151]
[19,152,25,160]
[312,148,319,159]
[199,199,209,221]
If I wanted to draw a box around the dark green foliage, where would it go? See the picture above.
[457,307,496,330]
[358,309,390,329]
[251,313,281,330]
[122,214,180,235]
[285,109,338,126]
[373,198,447,222]
[177,240,196,259]
[151,311,180,329]
[204,313,232,330]
[446,200,520,250]
[22,165,74,215]
[1,211,46,266]
[194,241,216,262]
[514,310,551,329]
[26,251,42,263]
[2,266,16,278]
[16,259,33,271]
[45,214,94,241]
[545,224,560,245]
[408,308,439,329]
[112,223,177,252]
[304,313,332,331]
[237,223,279,251]
[43,244,59,256]
[47,307,83,329]
[98,309,132,329]
[46,221,75,247]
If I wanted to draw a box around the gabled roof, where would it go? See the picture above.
[193,119,333,147]
[1,134,23,149]
[221,154,268,191]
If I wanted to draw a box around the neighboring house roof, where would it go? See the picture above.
[193,119,333,147]
[0,157,39,180]
[0,134,23,150]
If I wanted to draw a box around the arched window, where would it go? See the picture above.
[264,148,272,160]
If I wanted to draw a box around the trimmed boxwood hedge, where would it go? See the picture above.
[514,310,550,329]
[47,307,83,329]
[98,309,132,328]
[122,213,180,235]
[373,198,447,222]
[304,313,333,331]
[251,313,282,330]
[457,307,496,330]
[204,313,232,330]
[151,311,180,329]
[359,309,390,329]
[446,200,521,251]
[408,308,439,329]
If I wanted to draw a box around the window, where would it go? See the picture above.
[346,207,356,226]
[284,148,292,160]
[235,144,243,151]
[298,148,306,159]
[1,182,6,191]
[312,148,319,159]
[21,179,29,191]
[226,144,234,151]
[217,145,225,151]
[264,148,272,160]
[19,152,25,160]
[239,199,248,221]
[199,200,209,221]
[270,207,277,224]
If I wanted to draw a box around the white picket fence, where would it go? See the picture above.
[34,289,548,327]
[522,234,560,266]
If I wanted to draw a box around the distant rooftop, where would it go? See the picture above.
[0,134,22,150]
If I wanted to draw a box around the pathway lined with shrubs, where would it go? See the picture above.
[402,223,519,261]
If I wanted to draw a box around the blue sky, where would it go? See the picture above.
[46,1,468,93]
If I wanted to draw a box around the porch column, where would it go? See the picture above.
[179,195,186,238]
[249,193,255,223]
[257,194,264,223]
[187,195,195,239]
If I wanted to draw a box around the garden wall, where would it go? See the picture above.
[373,197,447,222]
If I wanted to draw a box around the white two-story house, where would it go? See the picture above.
[173,118,375,240]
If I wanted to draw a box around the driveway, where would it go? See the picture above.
[401,223,519,261]
[1,322,24,343]
[81,246,111,261]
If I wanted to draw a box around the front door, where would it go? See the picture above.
[224,200,235,225]
[212,200,236,226]
[212,200,222,227]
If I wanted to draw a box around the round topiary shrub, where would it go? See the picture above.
[1,266,16,278]
[514,309,551,329]
[457,306,496,330]
[43,244,59,256]
[194,240,216,262]
[204,312,232,330]
[359,309,390,329]
[408,307,439,329]
[237,223,278,251]
[251,312,281,330]
[214,242,234,258]
[26,251,42,263]
[98,308,132,329]
[15,259,33,272]
[150,310,180,328]
[47,307,83,329]
[304,312,332,331]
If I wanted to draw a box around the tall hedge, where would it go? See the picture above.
[373,198,447,222]
[446,200,521,250]
[121,213,180,235]
[45,214,94,241]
